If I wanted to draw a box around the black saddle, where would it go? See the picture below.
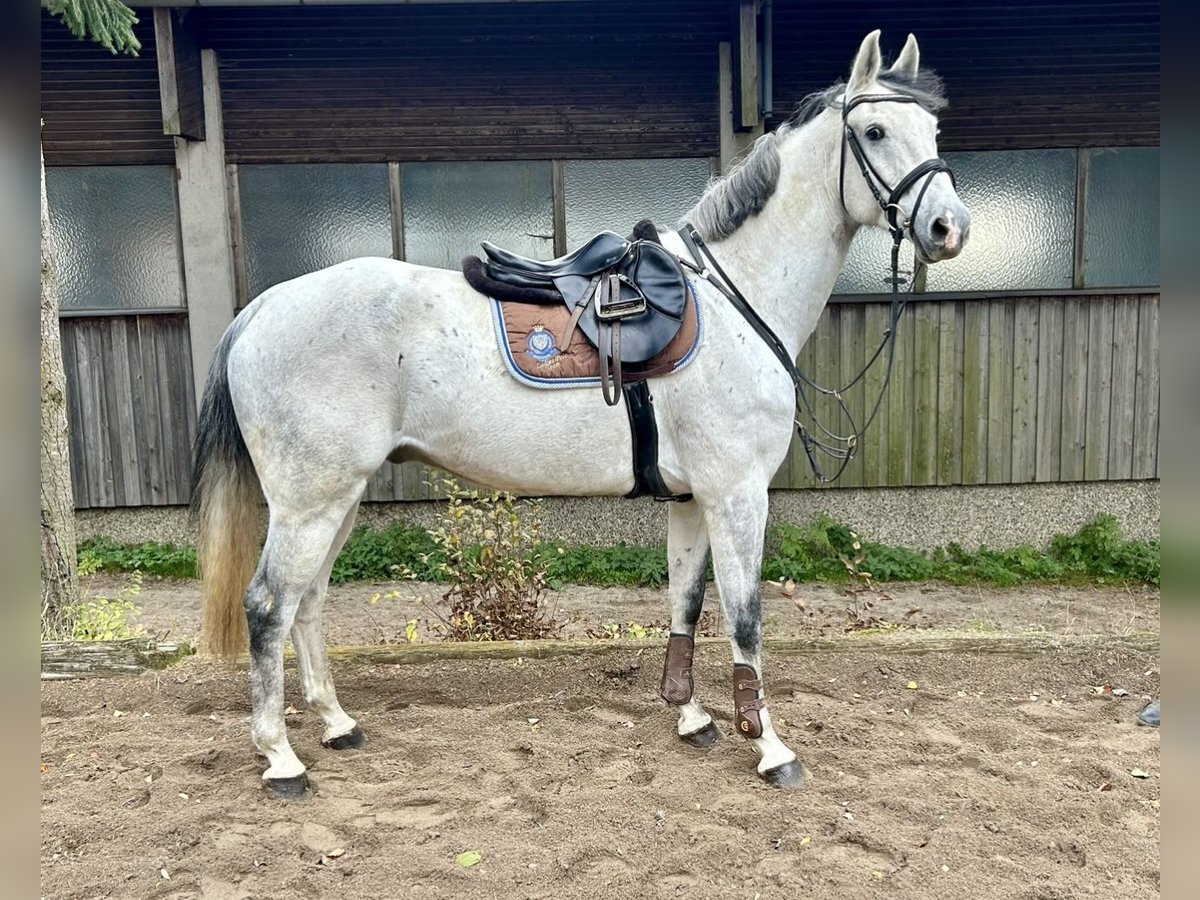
[465,228,688,406]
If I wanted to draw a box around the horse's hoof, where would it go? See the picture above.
[322,725,366,750]
[679,722,721,749]
[760,759,806,789]
[265,772,311,800]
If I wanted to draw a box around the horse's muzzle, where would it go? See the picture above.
[918,204,971,262]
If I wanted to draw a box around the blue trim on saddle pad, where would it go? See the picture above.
[489,281,704,389]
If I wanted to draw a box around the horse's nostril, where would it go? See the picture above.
[930,216,951,243]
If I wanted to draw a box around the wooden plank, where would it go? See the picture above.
[960,301,989,484]
[1010,300,1040,482]
[136,317,169,505]
[154,321,192,505]
[123,317,155,504]
[152,323,179,504]
[1034,300,1064,481]
[1059,298,1089,481]
[41,638,192,680]
[388,161,404,262]
[886,304,914,486]
[816,307,842,488]
[1132,296,1160,478]
[551,159,566,257]
[171,318,198,504]
[59,321,90,508]
[985,301,1014,483]
[153,8,205,140]
[365,463,394,502]
[736,0,761,130]
[1083,298,1114,480]
[1072,148,1089,288]
[861,302,890,487]
[1108,296,1139,479]
[840,303,866,487]
[82,323,116,506]
[225,164,249,307]
[320,631,1160,668]
[104,318,141,506]
[791,309,828,488]
[910,303,939,485]
[789,312,822,488]
[935,301,961,484]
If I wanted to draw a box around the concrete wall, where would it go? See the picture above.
[76,480,1159,552]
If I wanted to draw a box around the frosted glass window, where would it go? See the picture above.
[925,149,1076,292]
[45,166,184,310]
[564,158,713,249]
[833,227,916,294]
[239,164,391,300]
[1084,148,1159,288]
[403,161,553,269]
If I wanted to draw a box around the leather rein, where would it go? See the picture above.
[677,92,955,483]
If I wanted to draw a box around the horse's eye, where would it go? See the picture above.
[865,125,885,141]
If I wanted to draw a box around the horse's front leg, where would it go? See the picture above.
[661,499,720,747]
[702,484,806,787]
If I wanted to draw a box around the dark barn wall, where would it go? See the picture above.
[201,1,729,163]
[769,0,1160,149]
[41,8,173,165]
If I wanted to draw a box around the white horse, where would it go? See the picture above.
[192,30,970,797]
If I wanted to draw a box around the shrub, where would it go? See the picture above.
[421,480,562,641]
[78,538,196,579]
[331,524,444,583]
[66,570,145,640]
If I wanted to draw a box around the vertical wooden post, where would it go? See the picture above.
[551,160,567,256]
[154,8,205,140]
[1073,148,1090,289]
[719,43,762,172]
[733,0,762,131]
[388,161,405,261]
[170,49,238,408]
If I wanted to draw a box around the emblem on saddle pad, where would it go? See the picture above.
[525,325,558,362]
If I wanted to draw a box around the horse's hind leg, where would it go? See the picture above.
[701,484,806,788]
[661,499,719,747]
[245,500,361,797]
[292,501,364,750]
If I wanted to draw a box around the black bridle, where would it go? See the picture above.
[839,92,955,258]
[677,91,957,483]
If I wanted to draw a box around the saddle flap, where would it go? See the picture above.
[571,241,688,363]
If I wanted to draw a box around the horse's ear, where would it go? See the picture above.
[888,33,920,81]
[848,30,883,94]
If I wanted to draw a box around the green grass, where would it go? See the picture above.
[78,513,1158,589]
[761,513,1159,588]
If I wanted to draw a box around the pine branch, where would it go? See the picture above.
[43,0,142,56]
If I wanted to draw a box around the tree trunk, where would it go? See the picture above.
[41,144,78,640]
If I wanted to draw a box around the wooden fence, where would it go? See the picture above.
[772,292,1159,490]
[62,314,196,508]
[62,294,1159,509]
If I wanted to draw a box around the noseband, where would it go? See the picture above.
[838,93,956,259]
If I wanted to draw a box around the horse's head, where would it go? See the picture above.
[837,31,970,263]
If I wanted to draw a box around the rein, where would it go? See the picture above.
[677,92,956,483]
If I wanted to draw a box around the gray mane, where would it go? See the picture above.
[686,67,946,242]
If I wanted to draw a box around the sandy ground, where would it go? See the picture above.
[42,579,1160,900]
